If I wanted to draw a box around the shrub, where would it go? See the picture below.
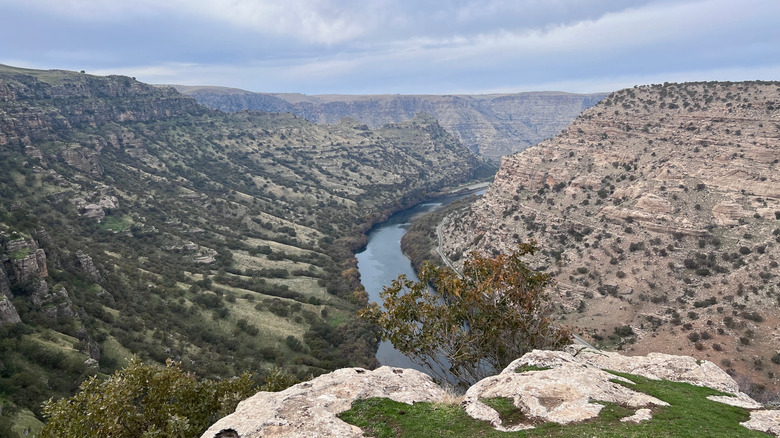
[40,358,255,438]
[614,325,634,337]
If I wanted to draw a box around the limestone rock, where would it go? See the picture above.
[741,409,780,435]
[200,367,448,438]
[75,251,102,283]
[463,350,668,430]
[712,199,748,226]
[0,268,11,298]
[0,295,21,324]
[620,408,653,423]
[60,146,103,175]
[4,238,47,284]
[31,281,76,320]
[572,348,740,394]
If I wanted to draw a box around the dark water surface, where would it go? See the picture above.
[355,189,486,369]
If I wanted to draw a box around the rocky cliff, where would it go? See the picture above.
[176,86,606,159]
[0,63,485,427]
[440,81,780,390]
[201,346,780,437]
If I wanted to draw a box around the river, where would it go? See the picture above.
[355,188,486,369]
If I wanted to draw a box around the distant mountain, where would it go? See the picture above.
[175,85,607,159]
[440,81,780,392]
[0,64,483,431]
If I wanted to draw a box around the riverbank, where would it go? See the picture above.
[356,187,486,368]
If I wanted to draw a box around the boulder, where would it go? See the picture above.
[463,350,668,430]
[75,251,102,283]
[200,367,448,438]
[0,296,21,324]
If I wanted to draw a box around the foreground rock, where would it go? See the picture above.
[203,347,780,437]
[201,367,448,438]
[463,346,765,431]
[463,349,669,431]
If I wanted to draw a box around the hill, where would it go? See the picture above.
[175,85,606,159]
[0,64,483,431]
[440,81,780,392]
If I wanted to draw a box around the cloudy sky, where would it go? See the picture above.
[1,0,778,95]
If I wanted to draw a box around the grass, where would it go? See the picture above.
[9,247,30,260]
[11,408,44,438]
[514,365,551,373]
[100,336,134,369]
[340,371,771,437]
[99,215,132,232]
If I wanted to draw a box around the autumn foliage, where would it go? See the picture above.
[360,243,570,386]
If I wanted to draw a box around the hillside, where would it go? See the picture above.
[440,81,780,391]
[175,85,606,159]
[0,64,483,431]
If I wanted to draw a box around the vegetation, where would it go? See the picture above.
[360,243,570,386]
[0,65,486,429]
[340,371,770,437]
[39,358,255,438]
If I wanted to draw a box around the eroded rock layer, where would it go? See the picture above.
[440,81,780,388]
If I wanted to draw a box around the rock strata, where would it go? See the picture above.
[0,295,21,324]
[177,87,607,158]
[440,81,780,387]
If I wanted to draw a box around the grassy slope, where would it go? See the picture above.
[0,65,484,429]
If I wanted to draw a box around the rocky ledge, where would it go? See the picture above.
[202,346,780,437]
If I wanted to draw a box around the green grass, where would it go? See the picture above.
[9,247,30,260]
[99,215,132,232]
[514,365,551,373]
[11,408,44,437]
[340,371,771,437]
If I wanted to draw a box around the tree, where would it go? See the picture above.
[39,358,255,438]
[360,243,570,387]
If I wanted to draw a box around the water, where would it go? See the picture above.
[355,188,486,369]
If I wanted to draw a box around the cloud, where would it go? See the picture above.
[5,0,385,45]
[2,0,777,94]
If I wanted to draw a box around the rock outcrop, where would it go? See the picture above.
[440,81,780,387]
[177,86,607,158]
[3,238,48,284]
[201,367,448,438]
[202,348,780,437]
[75,251,102,283]
[0,295,21,324]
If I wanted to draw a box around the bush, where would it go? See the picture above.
[614,325,634,337]
[40,358,255,438]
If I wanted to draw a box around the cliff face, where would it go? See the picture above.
[176,86,606,159]
[440,81,780,387]
[0,64,486,423]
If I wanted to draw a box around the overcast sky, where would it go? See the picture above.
[1,0,778,95]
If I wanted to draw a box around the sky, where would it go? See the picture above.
[1,0,778,95]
